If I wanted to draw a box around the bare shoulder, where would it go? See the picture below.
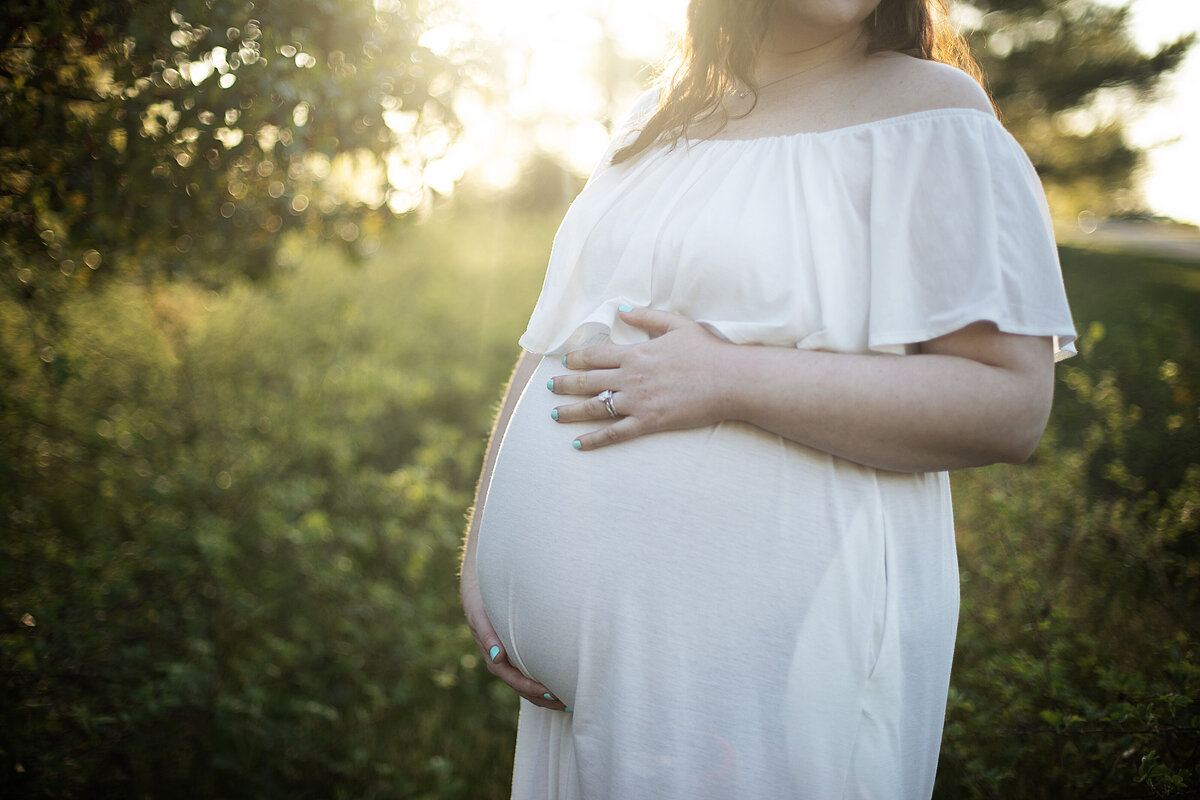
[861,52,995,117]
[713,49,995,136]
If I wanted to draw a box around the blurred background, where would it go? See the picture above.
[1,0,1197,797]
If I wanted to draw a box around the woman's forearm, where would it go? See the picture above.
[714,323,1055,472]
[460,350,539,579]
[458,349,565,709]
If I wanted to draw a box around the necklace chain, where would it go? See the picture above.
[735,30,865,99]
[737,61,830,97]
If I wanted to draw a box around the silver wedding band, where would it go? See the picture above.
[597,389,618,418]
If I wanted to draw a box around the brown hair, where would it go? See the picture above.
[611,0,985,164]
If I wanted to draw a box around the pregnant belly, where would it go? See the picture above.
[475,356,898,709]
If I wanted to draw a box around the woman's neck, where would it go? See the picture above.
[755,21,870,87]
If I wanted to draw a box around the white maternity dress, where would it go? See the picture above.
[475,91,1077,799]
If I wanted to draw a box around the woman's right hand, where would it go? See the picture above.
[461,563,568,712]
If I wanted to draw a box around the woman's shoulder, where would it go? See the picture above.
[859,52,995,120]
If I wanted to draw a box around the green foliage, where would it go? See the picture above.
[0,209,554,798]
[0,0,467,313]
[964,0,1193,217]
[937,259,1200,798]
[2,208,1199,796]
[3,2,1195,795]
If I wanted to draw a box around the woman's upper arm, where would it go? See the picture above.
[490,351,539,443]
[509,350,539,398]
[918,321,1056,461]
[918,321,1050,368]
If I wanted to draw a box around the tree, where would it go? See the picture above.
[0,0,468,315]
[962,0,1193,217]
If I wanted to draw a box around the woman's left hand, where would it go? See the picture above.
[548,307,736,450]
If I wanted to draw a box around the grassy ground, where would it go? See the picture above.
[1059,243,1200,331]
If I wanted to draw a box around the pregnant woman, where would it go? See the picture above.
[460,0,1076,796]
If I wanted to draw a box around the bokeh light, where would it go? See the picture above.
[448,0,686,188]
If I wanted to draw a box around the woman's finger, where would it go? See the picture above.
[617,306,692,337]
[563,343,625,370]
[546,367,621,397]
[552,391,623,423]
[572,416,644,451]
[485,645,569,711]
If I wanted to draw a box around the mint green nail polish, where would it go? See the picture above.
[618,303,634,312]
[572,440,582,450]
[551,408,559,421]
[489,645,500,662]
[565,706,573,714]
[561,355,567,366]
[543,692,555,701]
[546,378,554,391]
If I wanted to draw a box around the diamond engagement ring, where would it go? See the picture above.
[597,389,618,418]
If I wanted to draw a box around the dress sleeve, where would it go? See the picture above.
[516,88,662,355]
[865,113,1077,360]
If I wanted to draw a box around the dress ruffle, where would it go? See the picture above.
[518,106,1076,361]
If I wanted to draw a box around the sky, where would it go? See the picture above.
[448,0,1200,225]
[1113,0,1200,226]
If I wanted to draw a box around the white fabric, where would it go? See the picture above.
[475,97,1076,800]
[519,101,1075,360]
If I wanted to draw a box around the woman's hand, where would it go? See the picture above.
[547,307,1055,471]
[548,306,736,450]
[459,353,567,711]
[460,563,568,712]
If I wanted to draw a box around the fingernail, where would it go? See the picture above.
[551,408,559,421]
[489,645,500,662]
[572,439,582,450]
[543,692,555,701]
[546,378,554,391]
[564,706,573,714]
[561,355,567,366]
[618,303,634,312]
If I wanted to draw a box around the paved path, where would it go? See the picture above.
[1056,219,1200,264]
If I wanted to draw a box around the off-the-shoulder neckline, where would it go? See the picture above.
[680,106,1000,144]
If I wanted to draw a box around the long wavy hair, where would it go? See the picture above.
[611,0,985,164]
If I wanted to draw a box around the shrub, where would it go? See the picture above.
[939,299,1200,798]
[0,211,553,798]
